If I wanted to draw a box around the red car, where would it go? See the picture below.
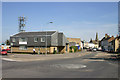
[0,49,7,55]
[5,48,10,51]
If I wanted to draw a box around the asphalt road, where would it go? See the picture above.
[2,52,119,78]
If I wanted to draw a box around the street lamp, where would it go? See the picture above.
[45,22,53,55]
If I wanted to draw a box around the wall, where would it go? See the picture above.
[101,40,109,51]
[58,33,63,46]
[11,46,68,54]
[50,47,57,53]
[51,31,58,46]
[67,38,81,48]
[11,47,51,53]
[115,39,119,52]
[67,38,81,45]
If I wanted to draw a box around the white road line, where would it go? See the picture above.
[2,58,21,62]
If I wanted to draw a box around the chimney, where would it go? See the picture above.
[117,35,118,37]
[105,34,108,38]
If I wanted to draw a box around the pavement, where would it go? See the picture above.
[2,51,119,78]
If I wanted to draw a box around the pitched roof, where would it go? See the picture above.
[101,37,111,41]
[115,36,120,39]
[101,36,115,43]
[108,36,115,42]
[11,31,56,37]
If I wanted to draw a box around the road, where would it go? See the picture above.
[2,51,119,78]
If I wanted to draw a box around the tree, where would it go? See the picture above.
[5,39,10,45]
[90,38,93,43]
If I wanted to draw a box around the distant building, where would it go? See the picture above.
[89,32,99,48]
[109,36,120,52]
[10,31,69,54]
[67,38,82,49]
[84,42,94,48]
[100,34,115,51]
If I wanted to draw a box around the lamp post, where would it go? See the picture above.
[45,22,53,55]
[11,43,13,53]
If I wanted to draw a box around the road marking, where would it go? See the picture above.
[2,58,22,62]
[51,64,87,69]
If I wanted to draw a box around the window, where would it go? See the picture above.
[41,37,45,42]
[34,46,39,48]
[12,38,16,42]
[41,47,46,48]
[34,37,38,42]
[19,38,27,42]
[19,46,27,50]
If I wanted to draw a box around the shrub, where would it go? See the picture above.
[71,46,78,52]
[53,50,57,54]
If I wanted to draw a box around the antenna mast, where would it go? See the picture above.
[18,16,26,32]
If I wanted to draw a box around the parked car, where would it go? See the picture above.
[97,47,102,51]
[5,48,10,52]
[87,48,92,51]
[92,48,97,52]
[0,49,7,55]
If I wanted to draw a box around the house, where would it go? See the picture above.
[101,34,114,51]
[109,36,120,52]
[67,38,82,50]
[10,31,69,54]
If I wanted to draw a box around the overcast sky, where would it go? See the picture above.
[2,2,118,43]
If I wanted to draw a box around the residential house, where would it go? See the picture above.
[109,36,120,52]
[101,34,114,51]
[10,31,69,54]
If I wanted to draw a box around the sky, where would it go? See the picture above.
[2,2,118,43]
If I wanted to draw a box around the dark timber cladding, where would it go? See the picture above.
[10,31,69,47]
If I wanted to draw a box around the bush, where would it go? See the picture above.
[53,50,57,54]
[71,46,78,52]
[69,50,72,53]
